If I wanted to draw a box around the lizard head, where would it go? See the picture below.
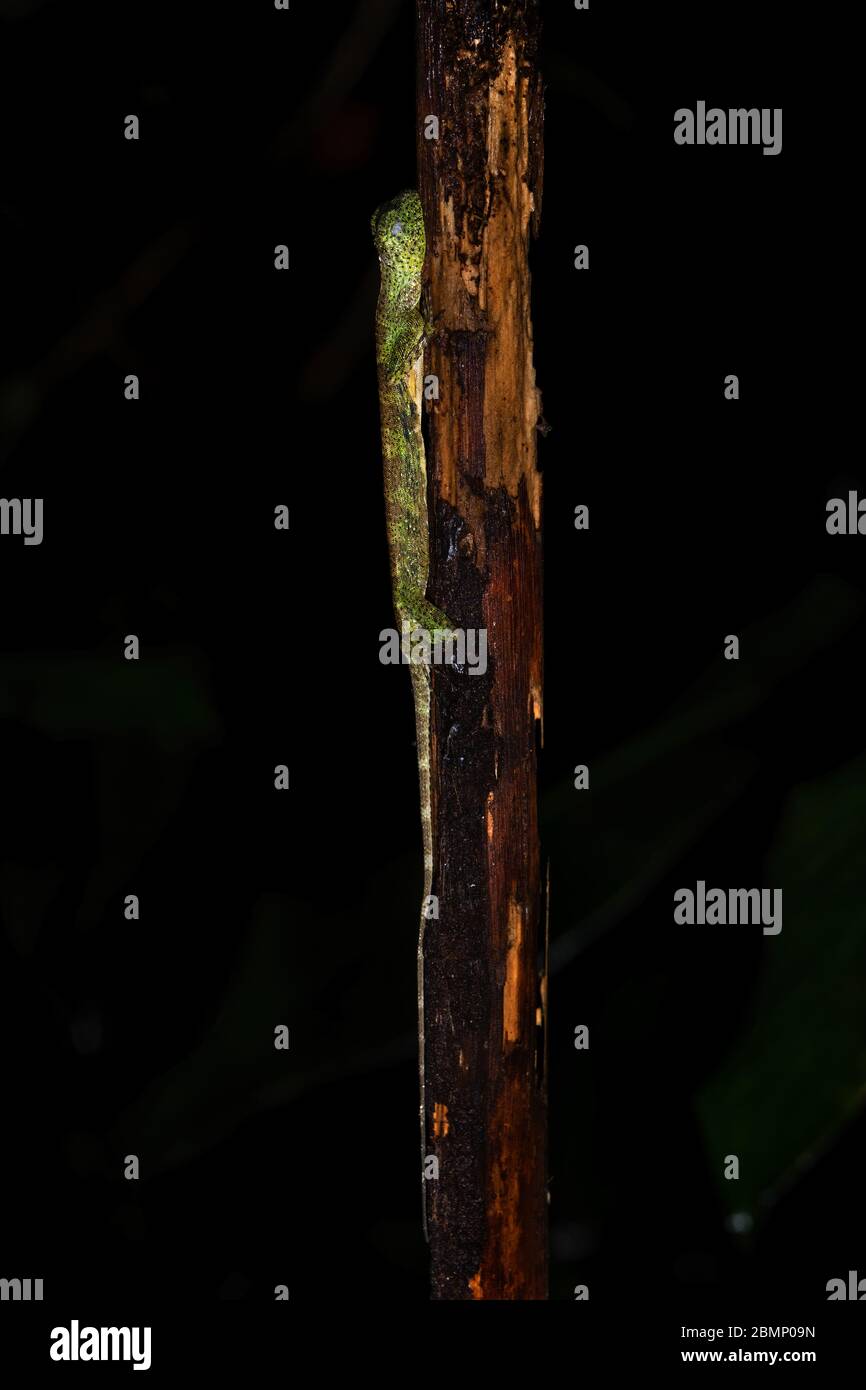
[371,189,426,281]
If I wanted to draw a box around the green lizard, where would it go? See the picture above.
[372,189,455,1241]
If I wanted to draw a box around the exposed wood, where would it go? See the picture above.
[416,0,547,1300]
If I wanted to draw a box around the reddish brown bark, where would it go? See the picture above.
[416,0,547,1300]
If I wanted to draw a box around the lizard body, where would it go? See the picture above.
[372,189,454,1241]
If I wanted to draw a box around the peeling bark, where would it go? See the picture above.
[416,0,547,1301]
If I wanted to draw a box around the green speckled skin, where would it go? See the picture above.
[372,189,452,636]
[372,189,453,1241]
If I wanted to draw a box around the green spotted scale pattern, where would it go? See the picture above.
[372,189,454,1241]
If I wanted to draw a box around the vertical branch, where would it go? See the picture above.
[417,0,546,1299]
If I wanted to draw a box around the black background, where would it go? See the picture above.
[0,0,862,1349]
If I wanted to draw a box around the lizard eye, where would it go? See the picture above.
[390,221,402,237]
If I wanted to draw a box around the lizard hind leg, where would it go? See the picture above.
[395,583,459,664]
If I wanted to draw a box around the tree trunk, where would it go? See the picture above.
[416,0,547,1300]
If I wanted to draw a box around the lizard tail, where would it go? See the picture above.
[413,667,435,890]
[410,661,433,1242]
